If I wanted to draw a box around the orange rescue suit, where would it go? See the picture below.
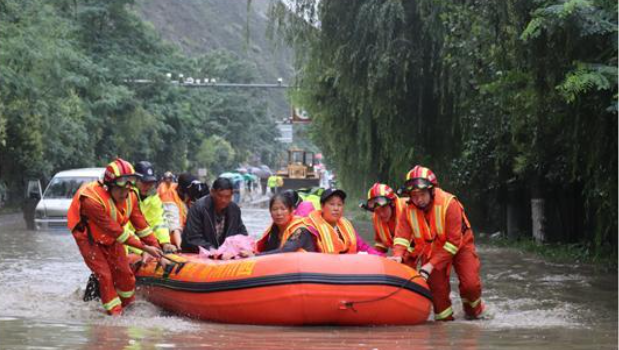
[393,188,483,321]
[372,197,407,253]
[67,181,159,315]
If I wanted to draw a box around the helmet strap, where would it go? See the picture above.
[102,181,112,191]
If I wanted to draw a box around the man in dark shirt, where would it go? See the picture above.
[181,177,248,253]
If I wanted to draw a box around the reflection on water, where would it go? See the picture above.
[0,210,616,350]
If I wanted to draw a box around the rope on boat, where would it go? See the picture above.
[339,274,426,312]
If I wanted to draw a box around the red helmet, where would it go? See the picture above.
[364,183,396,211]
[367,183,397,201]
[405,165,438,192]
[104,158,137,188]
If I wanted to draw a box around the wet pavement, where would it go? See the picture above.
[0,208,616,350]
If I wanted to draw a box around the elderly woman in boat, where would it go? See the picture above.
[257,189,383,255]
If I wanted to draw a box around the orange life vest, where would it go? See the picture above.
[158,182,187,226]
[256,217,306,252]
[405,188,471,258]
[301,210,358,254]
[67,181,141,245]
[372,197,406,250]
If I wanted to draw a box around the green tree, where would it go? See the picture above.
[194,135,236,176]
[0,0,282,202]
[270,0,617,259]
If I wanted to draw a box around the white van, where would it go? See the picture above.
[29,168,105,231]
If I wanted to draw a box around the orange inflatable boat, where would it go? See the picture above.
[135,252,432,325]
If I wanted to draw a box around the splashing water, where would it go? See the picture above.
[0,210,616,350]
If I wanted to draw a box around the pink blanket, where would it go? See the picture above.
[198,234,256,260]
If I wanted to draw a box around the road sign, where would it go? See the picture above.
[291,107,311,124]
[276,124,293,143]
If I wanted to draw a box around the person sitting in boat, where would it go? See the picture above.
[177,173,209,208]
[160,173,209,250]
[296,188,384,255]
[181,177,248,253]
[282,189,318,218]
[255,193,317,254]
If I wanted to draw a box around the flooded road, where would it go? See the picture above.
[0,209,616,350]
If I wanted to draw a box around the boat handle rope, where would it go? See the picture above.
[339,274,425,312]
[144,255,187,279]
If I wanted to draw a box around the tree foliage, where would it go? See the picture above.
[195,135,236,176]
[270,0,617,257]
[0,0,280,197]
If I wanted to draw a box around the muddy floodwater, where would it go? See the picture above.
[0,208,616,349]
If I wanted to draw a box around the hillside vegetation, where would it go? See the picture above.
[0,0,282,200]
[135,0,294,118]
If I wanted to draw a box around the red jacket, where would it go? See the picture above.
[393,188,472,270]
[68,182,159,249]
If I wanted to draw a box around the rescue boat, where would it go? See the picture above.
[134,252,432,325]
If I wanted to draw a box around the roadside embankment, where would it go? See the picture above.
[481,235,618,272]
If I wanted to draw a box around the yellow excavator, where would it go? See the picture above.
[276,148,320,190]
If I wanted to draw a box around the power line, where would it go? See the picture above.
[124,76,289,89]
